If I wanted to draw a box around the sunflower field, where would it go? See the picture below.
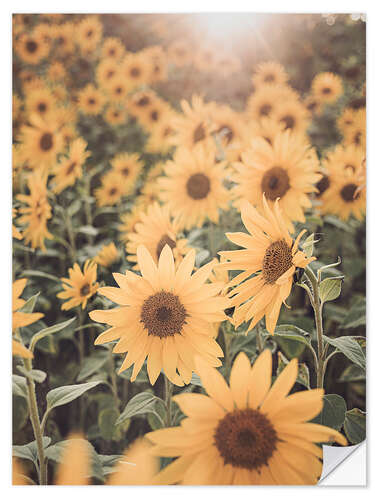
[12,13,366,486]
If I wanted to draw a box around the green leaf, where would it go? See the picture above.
[190,373,203,387]
[98,408,121,441]
[273,325,311,359]
[46,381,101,412]
[338,364,366,382]
[229,332,257,362]
[16,366,47,383]
[98,454,123,476]
[12,374,28,399]
[21,270,61,283]
[116,392,166,426]
[341,297,366,329]
[302,233,317,258]
[13,395,29,432]
[311,394,347,431]
[323,335,366,370]
[13,437,51,467]
[344,408,366,444]
[319,276,344,303]
[19,292,40,313]
[29,317,76,352]
[277,352,310,389]
[77,350,108,382]
[67,199,82,217]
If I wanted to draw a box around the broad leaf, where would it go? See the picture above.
[46,381,101,412]
[13,437,51,467]
[21,270,61,283]
[77,350,108,382]
[311,394,347,431]
[344,408,366,444]
[17,367,47,383]
[19,292,40,313]
[319,277,343,303]
[338,364,366,382]
[12,374,28,399]
[29,317,76,352]
[323,335,366,370]
[341,297,366,329]
[116,392,166,426]
[98,408,120,441]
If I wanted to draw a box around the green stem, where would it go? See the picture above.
[83,174,94,246]
[23,358,47,485]
[64,212,77,261]
[108,353,120,412]
[223,330,232,379]
[304,266,325,388]
[255,324,264,353]
[163,375,173,428]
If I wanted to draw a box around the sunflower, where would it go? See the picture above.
[60,123,78,148]
[101,37,126,61]
[13,278,44,331]
[137,99,173,132]
[118,205,144,243]
[273,99,309,137]
[95,171,127,207]
[16,173,53,251]
[77,84,106,115]
[76,16,103,52]
[138,183,161,210]
[145,118,177,155]
[145,162,165,183]
[25,87,56,120]
[89,245,229,385]
[252,61,289,89]
[12,208,22,240]
[159,144,230,230]
[110,152,143,191]
[323,144,365,177]
[18,114,63,173]
[318,169,366,221]
[96,59,121,90]
[51,22,75,55]
[12,340,33,360]
[343,109,366,150]
[209,104,246,150]
[311,72,343,104]
[15,31,49,65]
[46,61,67,83]
[93,242,120,268]
[248,116,287,148]
[172,95,214,150]
[167,39,192,67]
[120,52,153,90]
[304,95,322,116]
[220,196,315,333]
[57,260,99,311]
[106,77,130,103]
[144,46,168,83]
[126,89,157,119]
[126,202,190,269]
[337,107,357,134]
[232,131,321,230]
[246,85,299,123]
[147,351,347,485]
[53,137,90,194]
[104,105,127,125]
[33,22,54,47]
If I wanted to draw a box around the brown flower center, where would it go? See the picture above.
[264,73,275,83]
[307,100,318,112]
[109,187,118,196]
[80,284,91,296]
[261,166,290,201]
[137,96,150,107]
[259,103,272,117]
[322,87,332,95]
[344,164,356,174]
[88,98,96,106]
[316,175,330,197]
[280,114,295,130]
[214,409,277,471]
[66,162,77,175]
[38,102,47,113]
[140,291,187,338]
[26,40,38,53]
[122,167,130,176]
[39,133,53,152]
[353,132,362,146]
[150,110,159,121]
[186,173,211,200]
[156,234,176,259]
[263,239,293,284]
[130,67,140,78]
[217,125,234,143]
[193,122,206,143]
[340,183,360,203]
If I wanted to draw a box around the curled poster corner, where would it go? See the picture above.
[318,441,366,485]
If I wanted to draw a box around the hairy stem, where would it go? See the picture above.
[304,266,325,388]
[163,375,173,428]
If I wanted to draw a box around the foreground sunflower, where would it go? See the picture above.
[219,197,315,333]
[89,245,230,385]
[57,260,99,311]
[125,202,190,269]
[232,131,321,230]
[159,144,230,230]
[147,352,347,485]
